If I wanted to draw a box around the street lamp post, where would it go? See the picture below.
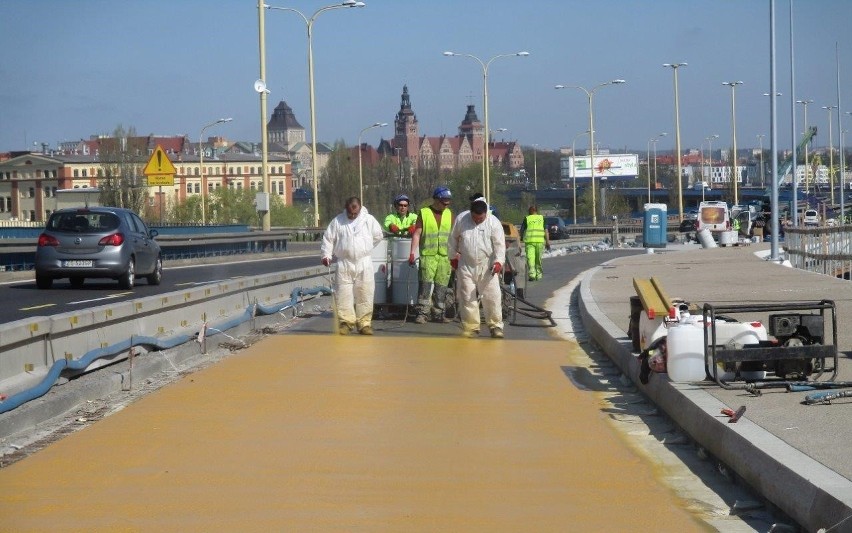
[822,105,837,203]
[646,132,667,203]
[357,122,387,202]
[199,118,233,225]
[555,79,626,225]
[723,81,743,205]
[757,134,766,188]
[443,50,529,200]
[571,130,591,225]
[266,1,365,227]
[531,143,538,191]
[796,99,814,194]
[663,62,687,221]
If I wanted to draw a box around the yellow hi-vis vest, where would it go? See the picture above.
[419,206,452,256]
[524,214,546,244]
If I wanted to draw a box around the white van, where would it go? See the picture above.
[803,209,820,226]
[697,201,731,236]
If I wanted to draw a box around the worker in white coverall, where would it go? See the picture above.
[321,197,384,335]
[448,195,507,339]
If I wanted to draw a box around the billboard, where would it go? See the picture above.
[563,154,638,181]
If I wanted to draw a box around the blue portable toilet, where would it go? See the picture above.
[643,203,667,248]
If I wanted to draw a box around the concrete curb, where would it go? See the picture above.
[577,265,852,532]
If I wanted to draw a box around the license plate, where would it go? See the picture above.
[63,260,93,268]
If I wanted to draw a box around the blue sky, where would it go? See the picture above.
[2,0,851,156]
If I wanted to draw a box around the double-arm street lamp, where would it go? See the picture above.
[266,1,365,227]
[646,132,667,203]
[443,50,530,200]
[199,118,233,225]
[357,122,387,201]
[555,79,626,225]
[723,81,743,205]
[663,62,687,221]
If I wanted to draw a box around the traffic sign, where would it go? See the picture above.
[143,145,177,176]
[147,175,175,187]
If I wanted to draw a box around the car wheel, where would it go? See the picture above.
[35,274,53,290]
[146,256,163,285]
[118,258,135,289]
[69,276,85,289]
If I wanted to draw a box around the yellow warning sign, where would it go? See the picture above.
[147,175,175,187]
[143,145,177,176]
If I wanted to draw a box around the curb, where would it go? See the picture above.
[577,265,852,532]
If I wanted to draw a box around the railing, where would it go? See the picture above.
[784,225,852,280]
[0,228,324,271]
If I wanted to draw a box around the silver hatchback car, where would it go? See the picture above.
[35,207,162,289]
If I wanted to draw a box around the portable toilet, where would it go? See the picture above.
[643,203,667,248]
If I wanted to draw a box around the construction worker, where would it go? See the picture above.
[320,197,384,335]
[520,205,550,281]
[383,194,418,236]
[732,216,742,236]
[448,194,506,338]
[408,186,453,323]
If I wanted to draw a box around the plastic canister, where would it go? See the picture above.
[371,239,389,304]
[390,238,418,305]
[710,320,768,381]
[666,320,706,382]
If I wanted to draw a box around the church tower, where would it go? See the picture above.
[393,85,420,165]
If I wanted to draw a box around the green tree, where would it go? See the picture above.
[319,140,359,223]
[97,125,149,213]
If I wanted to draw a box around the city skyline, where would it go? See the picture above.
[2,1,852,156]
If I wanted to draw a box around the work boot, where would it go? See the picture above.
[414,314,428,324]
[433,313,451,323]
[462,329,479,338]
[359,325,373,335]
[490,327,504,339]
[338,323,352,335]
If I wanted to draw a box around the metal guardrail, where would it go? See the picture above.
[0,229,324,271]
[784,225,852,279]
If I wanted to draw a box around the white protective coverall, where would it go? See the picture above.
[448,210,507,335]
[320,206,384,330]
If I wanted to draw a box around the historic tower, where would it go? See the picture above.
[393,85,420,165]
[458,104,484,166]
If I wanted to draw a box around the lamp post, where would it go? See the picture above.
[571,130,591,225]
[443,50,529,200]
[266,1,365,227]
[796,99,814,194]
[646,132,667,203]
[822,105,837,203]
[703,135,719,202]
[531,143,538,190]
[555,79,626,225]
[722,81,743,206]
[199,118,233,225]
[663,62,687,221]
[756,134,766,188]
[357,122,387,202]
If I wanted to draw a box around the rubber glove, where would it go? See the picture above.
[408,224,416,234]
[408,253,416,266]
[322,257,330,267]
[450,258,459,270]
[492,262,502,275]
[389,224,400,233]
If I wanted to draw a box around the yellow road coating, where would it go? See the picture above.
[0,335,702,532]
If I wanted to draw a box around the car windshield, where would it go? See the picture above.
[48,212,120,233]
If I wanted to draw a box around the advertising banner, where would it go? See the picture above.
[566,154,638,180]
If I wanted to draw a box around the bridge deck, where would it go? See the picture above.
[0,334,701,531]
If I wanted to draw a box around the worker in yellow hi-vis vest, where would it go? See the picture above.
[408,186,453,323]
[520,205,550,281]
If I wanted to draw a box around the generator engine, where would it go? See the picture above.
[767,313,825,379]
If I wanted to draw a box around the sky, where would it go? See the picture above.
[2,0,852,156]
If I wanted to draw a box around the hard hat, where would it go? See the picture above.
[432,186,452,200]
[393,194,410,204]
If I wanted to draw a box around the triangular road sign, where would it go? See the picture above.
[143,145,177,176]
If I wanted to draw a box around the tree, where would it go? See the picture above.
[319,140,359,223]
[97,125,149,213]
